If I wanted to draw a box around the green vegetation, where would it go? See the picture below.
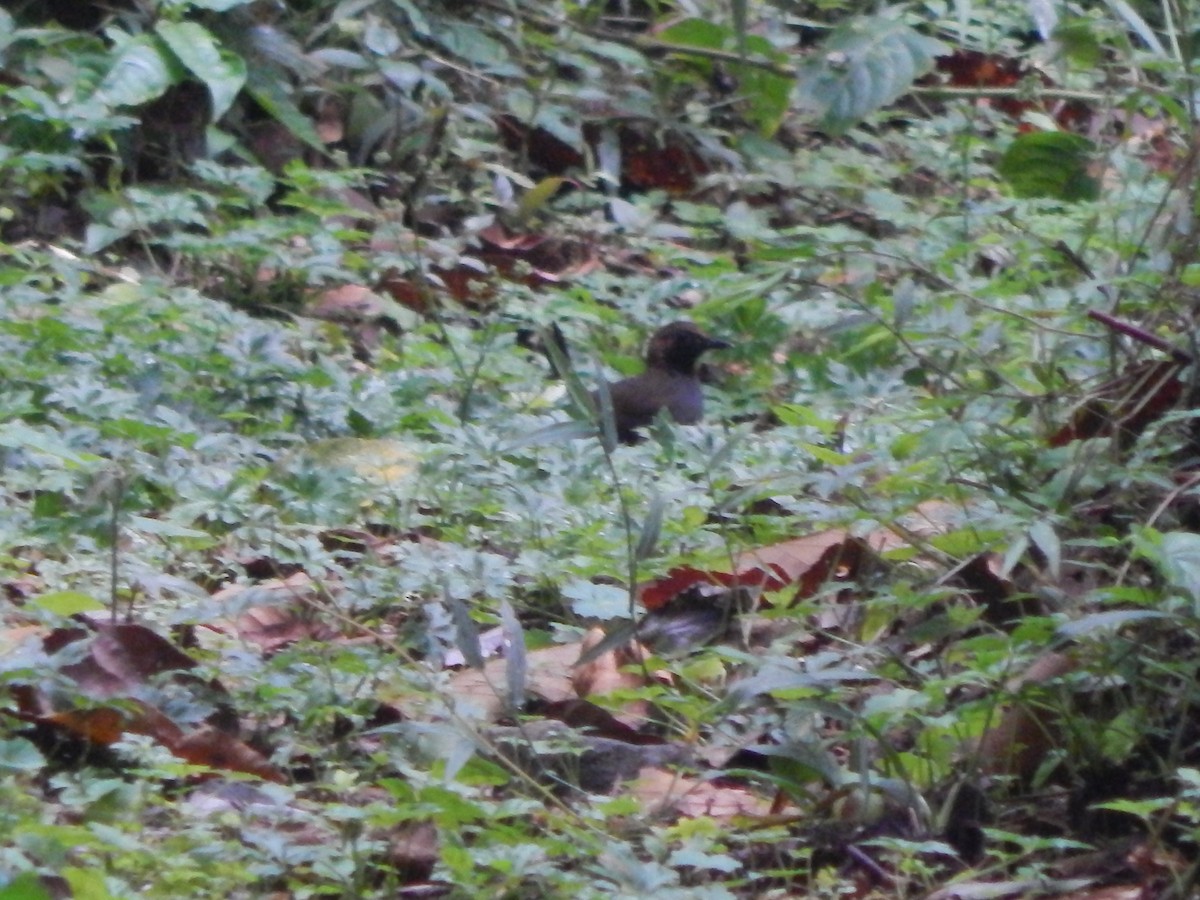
[3,0,1200,896]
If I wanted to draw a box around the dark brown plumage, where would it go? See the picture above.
[595,321,730,444]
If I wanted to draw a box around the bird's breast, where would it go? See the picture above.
[664,376,704,424]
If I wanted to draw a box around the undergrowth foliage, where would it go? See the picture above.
[3,0,1200,897]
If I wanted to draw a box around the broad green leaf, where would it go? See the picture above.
[0,422,103,468]
[386,0,431,36]
[28,590,105,616]
[502,419,596,450]
[635,493,664,561]
[1056,609,1169,639]
[731,659,874,700]
[657,18,727,49]
[1102,0,1167,55]
[0,737,45,773]
[128,515,214,541]
[562,581,629,620]
[446,593,483,669]
[1028,519,1061,578]
[0,872,53,900]
[757,740,844,789]
[156,20,247,118]
[61,866,116,900]
[175,0,254,9]
[93,35,180,108]
[432,22,510,71]
[998,132,1099,201]
[655,18,791,136]
[1157,531,1200,602]
[794,11,945,133]
[516,176,568,223]
[1053,18,1104,67]
[244,73,325,152]
[363,15,402,57]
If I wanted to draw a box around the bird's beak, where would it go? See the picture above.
[705,336,732,351]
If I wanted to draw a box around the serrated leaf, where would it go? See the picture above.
[795,12,945,133]
[998,132,1099,201]
[156,21,247,118]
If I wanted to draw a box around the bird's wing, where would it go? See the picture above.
[602,376,664,430]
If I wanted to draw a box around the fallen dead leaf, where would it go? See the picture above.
[630,768,780,819]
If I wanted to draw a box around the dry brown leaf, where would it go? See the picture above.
[630,768,779,819]
[976,651,1078,782]
[173,725,285,783]
[14,623,285,782]
[640,501,961,610]
[444,642,579,722]
[209,572,332,650]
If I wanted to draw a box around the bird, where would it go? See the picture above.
[594,321,730,444]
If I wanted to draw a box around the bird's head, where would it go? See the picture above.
[644,321,731,375]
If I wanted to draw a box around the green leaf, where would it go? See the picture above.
[1056,609,1169,639]
[179,0,255,9]
[28,590,105,616]
[562,581,629,620]
[1028,519,1061,578]
[61,867,116,900]
[794,11,945,133]
[1052,18,1104,67]
[998,132,1099,201]
[655,18,791,135]
[244,75,326,154]
[431,22,511,71]
[0,737,46,773]
[0,872,53,900]
[0,422,104,468]
[156,21,247,118]
[656,18,727,50]
[446,593,483,669]
[1157,531,1200,602]
[503,419,596,450]
[93,35,181,108]
[635,493,664,561]
[516,176,568,223]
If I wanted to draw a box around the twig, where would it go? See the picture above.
[1086,309,1193,364]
